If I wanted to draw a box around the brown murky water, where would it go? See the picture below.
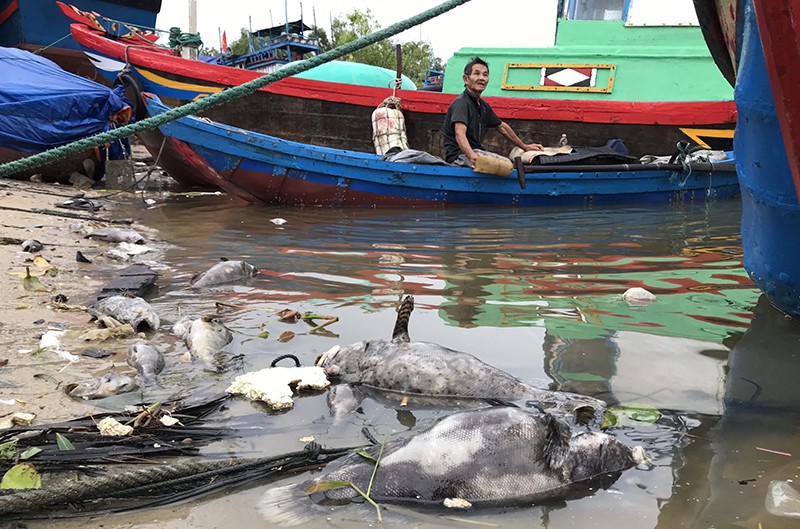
[18,195,800,529]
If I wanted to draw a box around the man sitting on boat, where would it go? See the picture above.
[442,56,543,168]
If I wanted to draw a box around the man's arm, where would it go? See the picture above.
[497,121,543,151]
[454,122,479,166]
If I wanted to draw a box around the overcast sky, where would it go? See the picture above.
[156,0,557,61]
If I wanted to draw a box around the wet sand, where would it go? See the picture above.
[0,151,164,425]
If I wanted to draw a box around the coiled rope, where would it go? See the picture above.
[0,0,471,178]
[168,27,203,49]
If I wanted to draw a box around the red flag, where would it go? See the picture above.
[221,31,228,52]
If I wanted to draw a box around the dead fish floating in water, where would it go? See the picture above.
[88,295,160,333]
[175,314,233,372]
[317,295,605,422]
[189,258,259,288]
[260,407,646,525]
[126,340,165,386]
[85,227,144,244]
[65,372,137,400]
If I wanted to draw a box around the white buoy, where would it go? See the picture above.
[622,287,657,305]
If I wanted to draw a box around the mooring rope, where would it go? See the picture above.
[0,444,355,516]
[0,0,471,179]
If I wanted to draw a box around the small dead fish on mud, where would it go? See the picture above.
[180,315,233,371]
[65,372,137,400]
[21,239,43,253]
[317,295,605,422]
[259,407,646,525]
[88,295,160,333]
[188,258,259,288]
[85,227,145,244]
[126,341,165,386]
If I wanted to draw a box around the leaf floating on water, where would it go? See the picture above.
[1,463,42,489]
[258,330,270,339]
[277,309,302,323]
[278,331,295,343]
[20,447,43,460]
[21,267,49,292]
[304,480,353,494]
[600,410,618,429]
[608,404,661,424]
[55,432,75,451]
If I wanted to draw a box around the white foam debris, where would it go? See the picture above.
[632,445,650,467]
[97,417,134,437]
[443,498,472,509]
[269,218,287,225]
[622,287,657,305]
[226,366,330,410]
[0,412,36,429]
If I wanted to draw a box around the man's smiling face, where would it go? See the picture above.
[464,63,489,95]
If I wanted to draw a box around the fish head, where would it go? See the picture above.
[241,260,259,277]
[65,373,138,400]
[566,431,637,481]
[314,341,367,377]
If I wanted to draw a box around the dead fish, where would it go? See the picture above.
[85,227,144,244]
[184,314,233,371]
[88,295,160,333]
[189,258,259,288]
[21,239,43,253]
[65,372,137,400]
[317,295,605,422]
[126,341,165,386]
[260,407,646,524]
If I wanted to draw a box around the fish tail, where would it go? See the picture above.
[259,483,318,527]
[391,295,414,342]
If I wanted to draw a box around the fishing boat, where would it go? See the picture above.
[695,0,800,320]
[0,46,130,181]
[65,0,735,167]
[142,92,738,207]
[0,0,160,77]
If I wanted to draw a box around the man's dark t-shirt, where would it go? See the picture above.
[441,90,502,163]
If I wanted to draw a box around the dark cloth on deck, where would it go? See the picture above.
[441,90,502,163]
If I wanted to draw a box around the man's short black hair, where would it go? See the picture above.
[463,56,489,76]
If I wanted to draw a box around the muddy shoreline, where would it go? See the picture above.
[0,154,171,426]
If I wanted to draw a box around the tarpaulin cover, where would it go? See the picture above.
[0,47,129,152]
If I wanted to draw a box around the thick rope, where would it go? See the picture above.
[0,0,471,179]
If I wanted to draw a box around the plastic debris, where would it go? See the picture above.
[622,287,657,305]
[766,480,800,519]
[226,366,330,410]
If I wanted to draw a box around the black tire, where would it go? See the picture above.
[114,71,147,122]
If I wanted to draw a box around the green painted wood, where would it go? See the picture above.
[442,19,733,102]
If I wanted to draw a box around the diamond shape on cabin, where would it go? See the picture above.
[542,68,594,87]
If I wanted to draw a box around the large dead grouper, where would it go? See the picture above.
[316,296,605,421]
[259,407,646,525]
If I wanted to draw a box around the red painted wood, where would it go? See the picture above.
[0,0,19,27]
[70,23,736,128]
[753,0,800,202]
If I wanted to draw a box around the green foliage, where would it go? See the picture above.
[55,432,75,451]
[331,8,442,86]
[310,26,331,51]
[229,28,252,55]
[1,463,41,489]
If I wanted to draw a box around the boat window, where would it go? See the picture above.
[570,0,625,21]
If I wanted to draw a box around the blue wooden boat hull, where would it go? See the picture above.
[734,1,800,319]
[143,93,740,207]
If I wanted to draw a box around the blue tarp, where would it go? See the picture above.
[0,47,129,153]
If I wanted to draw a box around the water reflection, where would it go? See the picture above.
[39,196,800,529]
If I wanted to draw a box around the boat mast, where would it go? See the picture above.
[188,0,198,60]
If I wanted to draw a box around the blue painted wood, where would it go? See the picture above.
[734,1,800,319]
[144,94,740,207]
